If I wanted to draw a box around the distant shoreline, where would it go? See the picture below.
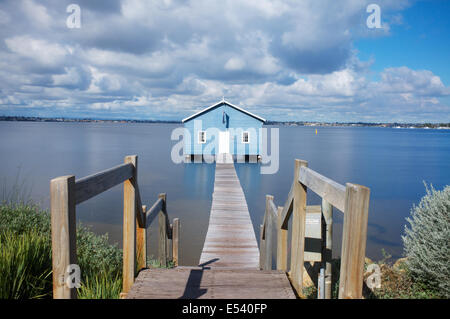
[0,116,449,129]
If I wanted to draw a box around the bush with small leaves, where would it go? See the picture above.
[402,184,450,298]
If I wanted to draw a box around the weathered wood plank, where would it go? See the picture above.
[134,183,145,228]
[126,268,296,299]
[339,183,370,299]
[299,166,346,213]
[276,206,288,271]
[145,197,163,227]
[137,205,147,271]
[322,199,333,299]
[158,193,168,267]
[304,205,322,262]
[280,182,294,229]
[122,155,137,294]
[290,159,308,295]
[263,195,275,270]
[75,163,133,205]
[172,218,180,266]
[50,175,77,299]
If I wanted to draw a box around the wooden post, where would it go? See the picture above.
[290,159,308,295]
[158,193,168,267]
[322,199,333,299]
[136,205,147,271]
[259,224,266,270]
[50,175,77,299]
[318,268,325,299]
[167,224,173,261]
[172,218,180,266]
[122,155,137,294]
[264,195,274,270]
[276,206,288,271]
[339,183,370,299]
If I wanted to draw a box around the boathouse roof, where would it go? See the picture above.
[181,99,266,123]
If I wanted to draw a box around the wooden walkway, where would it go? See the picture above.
[126,157,296,299]
[199,159,260,268]
[127,267,296,299]
[50,155,371,299]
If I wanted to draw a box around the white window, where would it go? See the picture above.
[242,131,250,143]
[198,131,206,144]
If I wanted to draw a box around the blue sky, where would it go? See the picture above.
[0,0,449,122]
[356,0,450,84]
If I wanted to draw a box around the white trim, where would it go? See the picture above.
[198,131,206,144]
[182,100,266,123]
[242,131,250,144]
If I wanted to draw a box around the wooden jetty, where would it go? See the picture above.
[199,156,260,268]
[50,155,370,299]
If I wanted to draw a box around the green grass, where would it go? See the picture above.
[0,230,52,299]
[78,270,122,299]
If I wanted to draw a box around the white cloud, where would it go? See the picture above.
[376,67,446,96]
[0,0,448,122]
[225,57,245,71]
[21,0,51,28]
[5,36,70,67]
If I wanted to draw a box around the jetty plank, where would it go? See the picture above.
[199,161,260,268]
[126,268,296,299]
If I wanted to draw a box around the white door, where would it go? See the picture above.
[218,131,230,154]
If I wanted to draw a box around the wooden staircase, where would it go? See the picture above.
[126,267,296,299]
[126,161,296,299]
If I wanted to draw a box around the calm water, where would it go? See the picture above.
[0,122,449,265]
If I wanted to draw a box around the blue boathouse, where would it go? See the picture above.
[182,99,266,162]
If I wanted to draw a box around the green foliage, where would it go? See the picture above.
[147,256,175,269]
[0,230,52,299]
[0,204,50,235]
[366,263,440,299]
[78,271,122,299]
[76,224,122,280]
[301,285,317,299]
[0,204,123,299]
[402,184,450,298]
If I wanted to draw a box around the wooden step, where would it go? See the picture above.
[126,267,296,299]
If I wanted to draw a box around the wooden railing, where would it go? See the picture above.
[260,159,370,299]
[50,155,180,299]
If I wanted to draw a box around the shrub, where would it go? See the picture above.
[0,204,50,235]
[402,184,450,298]
[0,204,123,299]
[76,224,122,281]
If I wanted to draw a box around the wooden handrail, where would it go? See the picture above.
[75,163,133,205]
[50,155,180,299]
[260,159,370,299]
[260,195,277,270]
[145,197,163,227]
[279,182,293,229]
[298,166,346,212]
